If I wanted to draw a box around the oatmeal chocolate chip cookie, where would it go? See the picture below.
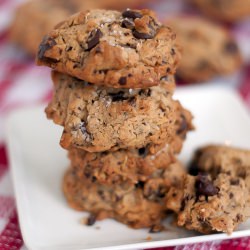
[190,0,250,23]
[10,0,151,56]
[68,142,183,185]
[63,160,185,229]
[36,9,181,88]
[189,145,250,190]
[9,0,92,56]
[166,173,250,234]
[45,72,192,152]
[165,16,242,83]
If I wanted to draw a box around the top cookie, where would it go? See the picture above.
[36,9,181,89]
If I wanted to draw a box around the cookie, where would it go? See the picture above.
[69,141,181,186]
[191,0,250,23]
[45,71,193,152]
[9,0,151,56]
[166,173,249,234]
[189,145,250,191]
[63,160,186,229]
[165,16,242,82]
[36,9,181,88]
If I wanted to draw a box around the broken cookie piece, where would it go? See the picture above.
[166,173,249,234]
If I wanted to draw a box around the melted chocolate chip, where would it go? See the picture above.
[195,173,219,197]
[122,10,142,19]
[86,214,96,226]
[38,36,57,60]
[109,91,128,102]
[224,41,238,54]
[119,77,127,85]
[121,19,134,29]
[86,29,103,51]
[138,146,149,158]
[132,30,154,39]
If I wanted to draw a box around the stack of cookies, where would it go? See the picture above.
[36,9,193,229]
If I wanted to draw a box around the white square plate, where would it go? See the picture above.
[5,86,250,250]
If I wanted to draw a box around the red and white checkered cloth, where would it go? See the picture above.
[0,1,250,249]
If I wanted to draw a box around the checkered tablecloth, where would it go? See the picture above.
[0,0,250,249]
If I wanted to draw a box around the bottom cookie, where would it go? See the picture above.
[63,160,185,229]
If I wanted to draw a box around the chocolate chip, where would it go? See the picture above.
[188,161,199,176]
[230,178,240,185]
[166,67,171,73]
[229,192,234,199]
[132,30,154,39]
[171,48,175,55]
[195,173,219,197]
[121,19,134,29]
[224,41,238,54]
[138,146,149,158]
[236,214,242,222]
[38,36,57,60]
[135,181,145,189]
[119,77,127,85]
[109,91,128,102]
[176,114,188,135]
[86,214,96,226]
[122,10,142,19]
[86,29,103,51]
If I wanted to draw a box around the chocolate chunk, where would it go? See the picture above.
[122,10,142,19]
[109,91,128,102]
[229,192,234,199]
[86,214,96,226]
[132,30,154,39]
[195,173,219,197]
[119,77,127,85]
[138,146,149,158]
[86,29,103,51]
[121,19,134,29]
[38,36,57,60]
[224,41,238,54]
